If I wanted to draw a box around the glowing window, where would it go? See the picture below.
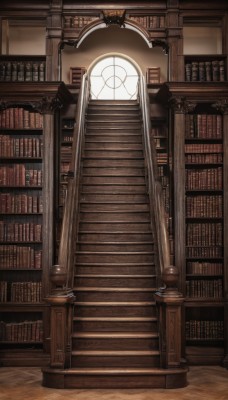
[90,56,139,100]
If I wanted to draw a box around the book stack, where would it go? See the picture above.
[186,278,223,298]
[186,320,223,340]
[0,245,42,269]
[0,108,43,129]
[0,193,43,214]
[0,320,43,342]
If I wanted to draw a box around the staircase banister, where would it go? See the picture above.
[50,74,89,295]
[138,75,171,283]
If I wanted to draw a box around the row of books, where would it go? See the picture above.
[63,135,73,143]
[185,114,222,138]
[0,165,42,187]
[64,15,98,29]
[0,245,42,269]
[186,222,223,246]
[186,279,223,298]
[130,15,165,28]
[0,222,42,243]
[0,193,43,214]
[187,261,223,276]
[185,143,223,154]
[0,136,43,158]
[0,108,43,130]
[0,61,45,82]
[185,167,223,190]
[185,153,223,164]
[1,281,42,303]
[186,246,222,258]
[0,320,43,342]
[186,320,223,340]
[157,153,168,164]
[186,195,223,218]
[185,60,225,82]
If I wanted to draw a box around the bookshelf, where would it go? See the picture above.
[0,82,73,366]
[184,106,224,361]
[157,81,228,365]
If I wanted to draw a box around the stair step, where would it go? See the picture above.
[71,350,160,368]
[80,193,148,201]
[76,263,155,275]
[71,332,159,351]
[80,211,150,222]
[77,242,154,252]
[75,251,155,263]
[87,107,140,113]
[81,184,147,193]
[73,316,158,332]
[82,159,145,168]
[84,150,143,158]
[85,135,142,142]
[86,127,142,134]
[74,301,157,317]
[82,176,145,185]
[78,232,153,241]
[80,203,149,212]
[74,288,155,302]
[86,114,140,121]
[79,222,152,231]
[82,167,145,176]
[84,142,143,150]
[42,367,188,389]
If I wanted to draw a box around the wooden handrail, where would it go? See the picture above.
[50,74,89,293]
[138,75,171,285]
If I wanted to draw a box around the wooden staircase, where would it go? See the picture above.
[43,99,187,389]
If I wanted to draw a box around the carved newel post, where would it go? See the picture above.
[154,265,184,369]
[46,265,75,369]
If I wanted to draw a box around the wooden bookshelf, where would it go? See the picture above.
[0,82,73,366]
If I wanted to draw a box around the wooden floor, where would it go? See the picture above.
[0,366,228,399]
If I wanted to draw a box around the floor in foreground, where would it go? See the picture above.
[0,366,228,400]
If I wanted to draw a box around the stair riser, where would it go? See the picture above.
[75,305,156,317]
[81,185,147,194]
[86,115,140,121]
[80,212,150,222]
[82,159,145,168]
[85,135,142,143]
[84,143,143,150]
[84,150,143,158]
[80,204,149,212]
[72,337,159,351]
[82,177,145,185]
[73,320,158,332]
[82,167,145,176]
[77,244,154,252]
[71,355,160,368]
[76,265,156,275]
[74,291,155,302]
[75,254,155,263]
[86,128,141,134]
[75,276,156,287]
[87,107,140,113]
[78,233,153,241]
[86,122,142,129]
[79,222,152,231]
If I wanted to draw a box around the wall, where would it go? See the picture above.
[61,25,168,83]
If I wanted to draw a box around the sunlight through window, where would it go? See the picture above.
[90,56,139,100]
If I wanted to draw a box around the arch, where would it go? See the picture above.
[76,18,152,49]
[89,54,140,100]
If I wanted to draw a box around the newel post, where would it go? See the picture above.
[45,266,75,369]
[154,265,184,369]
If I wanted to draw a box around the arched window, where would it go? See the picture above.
[90,56,139,100]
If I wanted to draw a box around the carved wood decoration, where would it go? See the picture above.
[102,9,126,27]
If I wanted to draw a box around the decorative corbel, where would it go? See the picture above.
[169,97,196,114]
[102,10,126,27]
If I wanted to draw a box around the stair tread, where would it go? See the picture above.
[76,262,155,266]
[75,301,156,306]
[46,367,187,375]
[76,252,155,255]
[72,332,159,338]
[76,274,155,278]
[74,287,156,292]
[71,350,160,356]
[73,317,157,321]
[77,242,153,245]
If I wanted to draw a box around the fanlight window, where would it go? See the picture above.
[90,56,139,100]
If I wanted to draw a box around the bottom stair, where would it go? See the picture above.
[42,367,188,389]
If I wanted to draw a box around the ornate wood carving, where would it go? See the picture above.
[169,97,196,113]
[102,10,126,27]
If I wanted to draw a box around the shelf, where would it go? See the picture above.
[185,300,224,307]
